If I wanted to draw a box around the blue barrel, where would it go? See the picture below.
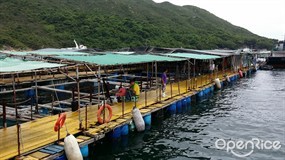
[25,89,35,98]
[182,98,187,108]
[143,114,151,126]
[112,127,121,139]
[176,100,182,113]
[210,86,214,92]
[56,85,65,98]
[54,154,66,160]
[167,103,176,114]
[80,145,89,157]
[186,97,191,105]
[121,124,129,136]
[198,91,204,97]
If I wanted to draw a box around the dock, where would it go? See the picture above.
[0,70,244,159]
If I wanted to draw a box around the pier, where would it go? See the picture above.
[0,50,255,159]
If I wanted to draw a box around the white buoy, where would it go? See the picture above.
[132,107,145,132]
[214,78,221,89]
[226,76,231,82]
[64,134,83,160]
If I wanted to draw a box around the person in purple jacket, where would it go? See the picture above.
[161,69,168,97]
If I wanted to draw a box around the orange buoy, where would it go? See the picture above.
[54,113,66,132]
[97,104,112,124]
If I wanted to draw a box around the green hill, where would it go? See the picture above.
[0,0,276,50]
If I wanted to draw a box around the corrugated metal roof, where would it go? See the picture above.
[164,53,220,60]
[0,58,65,72]
[57,53,185,66]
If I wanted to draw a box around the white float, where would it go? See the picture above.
[226,76,231,82]
[64,134,83,160]
[132,107,145,132]
[214,78,221,89]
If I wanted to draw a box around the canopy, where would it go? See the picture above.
[58,53,185,66]
[0,50,88,56]
[0,57,65,72]
[165,53,220,60]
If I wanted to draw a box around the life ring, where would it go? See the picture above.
[97,104,112,124]
[54,113,66,132]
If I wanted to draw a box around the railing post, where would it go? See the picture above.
[2,100,7,128]
[170,79,173,98]
[122,96,125,117]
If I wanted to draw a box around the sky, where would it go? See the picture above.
[153,0,285,41]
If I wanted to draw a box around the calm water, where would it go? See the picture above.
[92,70,285,160]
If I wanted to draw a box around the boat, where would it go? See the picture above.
[266,51,285,69]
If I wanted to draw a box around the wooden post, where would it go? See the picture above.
[76,66,82,130]
[85,104,88,130]
[145,89,147,107]
[57,113,60,142]
[178,80,180,95]
[30,97,33,120]
[155,61,158,102]
[35,71,39,113]
[188,60,190,91]
[170,78,173,98]
[146,63,149,88]
[122,97,125,117]
[98,66,101,110]
[89,88,92,104]
[17,124,20,156]
[2,100,7,128]
[51,94,54,114]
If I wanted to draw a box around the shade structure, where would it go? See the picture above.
[164,53,221,60]
[57,53,185,66]
[0,57,65,72]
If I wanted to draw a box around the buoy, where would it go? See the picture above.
[54,113,66,132]
[214,78,221,89]
[64,134,83,160]
[97,104,112,124]
[226,76,231,82]
[210,86,214,92]
[132,107,145,132]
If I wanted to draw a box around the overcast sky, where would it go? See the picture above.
[153,0,285,41]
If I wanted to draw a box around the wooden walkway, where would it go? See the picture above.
[0,70,238,159]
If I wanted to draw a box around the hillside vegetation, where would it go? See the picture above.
[0,0,275,50]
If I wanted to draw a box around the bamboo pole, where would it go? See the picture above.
[12,74,21,156]
[2,100,7,128]
[76,66,82,130]
[155,61,158,102]
[35,71,39,113]
[98,66,101,110]
[170,78,173,98]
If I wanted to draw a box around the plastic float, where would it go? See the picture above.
[64,134,83,160]
[80,145,89,158]
[176,100,182,113]
[214,78,221,89]
[132,107,145,132]
[167,103,176,114]
[226,76,231,82]
[121,124,129,136]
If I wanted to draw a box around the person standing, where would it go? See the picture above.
[161,69,168,97]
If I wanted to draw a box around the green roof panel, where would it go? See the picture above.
[165,53,221,60]
[58,53,185,66]
[0,58,65,72]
